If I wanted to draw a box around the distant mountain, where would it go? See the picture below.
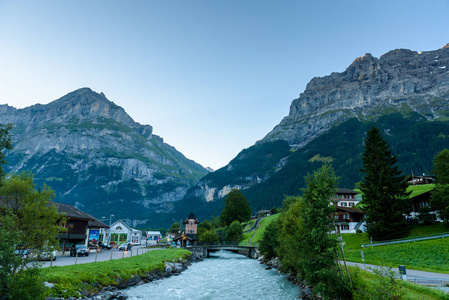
[178,44,449,220]
[0,88,208,227]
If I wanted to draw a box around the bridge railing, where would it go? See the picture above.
[197,241,258,247]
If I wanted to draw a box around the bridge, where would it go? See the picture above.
[189,242,258,259]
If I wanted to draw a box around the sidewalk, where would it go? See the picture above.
[342,260,449,286]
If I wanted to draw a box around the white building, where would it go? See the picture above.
[146,231,162,245]
[109,220,143,245]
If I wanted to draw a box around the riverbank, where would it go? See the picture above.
[43,248,200,299]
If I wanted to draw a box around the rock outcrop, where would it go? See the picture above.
[262,44,449,147]
[0,88,208,226]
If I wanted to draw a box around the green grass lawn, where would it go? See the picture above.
[340,224,449,274]
[42,248,191,298]
[348,266,449,300]
[240,214,280,246]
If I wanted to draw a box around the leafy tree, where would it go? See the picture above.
[198,229,219,243]
[0,123,12,178]
[278,165,351,299]
[258,219,279,260]
[225,220,242,242]
[360,126,411,241]
[169,222,181,233]
[0,172,64,299]
[220,189,251,226]
[432,149,449,225]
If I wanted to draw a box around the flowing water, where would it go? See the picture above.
[125,250,300,300]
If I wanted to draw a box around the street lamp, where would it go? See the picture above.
[101,214,114,245]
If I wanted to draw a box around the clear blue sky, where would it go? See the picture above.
[1,0,448,170]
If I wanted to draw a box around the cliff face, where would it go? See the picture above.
[262,44,449,147]
[185,44,449,206]
[0,88,208,227]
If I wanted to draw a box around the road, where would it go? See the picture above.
[342,261,449,287]
[40,246,158,268]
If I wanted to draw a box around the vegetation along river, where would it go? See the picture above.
[125,250,300,299]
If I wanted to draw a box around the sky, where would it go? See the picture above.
[0,1,448,170]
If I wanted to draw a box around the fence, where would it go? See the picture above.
[362,232,449,248]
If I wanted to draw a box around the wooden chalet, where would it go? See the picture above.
[331,188,359,207]
[333,206,365,234]
[54,202,96,254]
[406,175,436,186]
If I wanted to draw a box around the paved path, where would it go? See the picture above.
[40,246,158,268]
[342,261,449,286]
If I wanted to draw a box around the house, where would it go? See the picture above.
[184,212,200,236]
[330,189,366,234]
[257,209,272,218]
[333,206,366,234]
[408,185,441,222]
[406,175,436,186]
[146,231,162,245]
[54,202,96,253]
[331,188,360,207]
[109,220,143,245]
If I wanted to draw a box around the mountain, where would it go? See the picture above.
[0,88,208,227]
[179,44,449,219]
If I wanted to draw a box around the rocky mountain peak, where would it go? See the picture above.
[261,44,449,147]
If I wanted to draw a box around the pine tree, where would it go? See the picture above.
[360,126,411,241]
[431,149,449,225]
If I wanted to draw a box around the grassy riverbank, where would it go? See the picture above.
[42,248,191,298]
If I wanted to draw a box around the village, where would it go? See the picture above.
[50,174,438,261]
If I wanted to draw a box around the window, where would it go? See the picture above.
[341,225,349,231]
[334,215,339,220]
[188,230,194,234]
[116,226,122,230]
[190,222,193,226]
[349,202,354,207]
[341,202,347,207]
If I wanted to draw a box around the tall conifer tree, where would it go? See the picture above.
[360,126,410,240]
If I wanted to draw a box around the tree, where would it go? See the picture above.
[198,229,219,243]
[258,219,279,260]
[360,126,411,241]
[278,165,351,299]
[0,123,13,178]
[225,220,242,242]
[220,189,251,226]
[0,172,64,299]
[169,222,181,233]
[431,149,449,224]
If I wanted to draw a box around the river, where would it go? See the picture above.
[125,250,300,299]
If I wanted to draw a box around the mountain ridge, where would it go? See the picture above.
[178,44,449,217]
[1,88,208,227]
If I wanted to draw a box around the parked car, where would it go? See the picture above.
[131,241,141,246]
[70,244,89,257]
[14,248,31,260]
[38,247,57,261]
[118,243,132,251]
[30,246,57,261]
[98,242,112,250]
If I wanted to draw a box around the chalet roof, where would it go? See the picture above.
[336,188,359,195]
[54,202,96,221]
[257,209,272,214]
[85,212,109,228]
[335,206,364,214]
